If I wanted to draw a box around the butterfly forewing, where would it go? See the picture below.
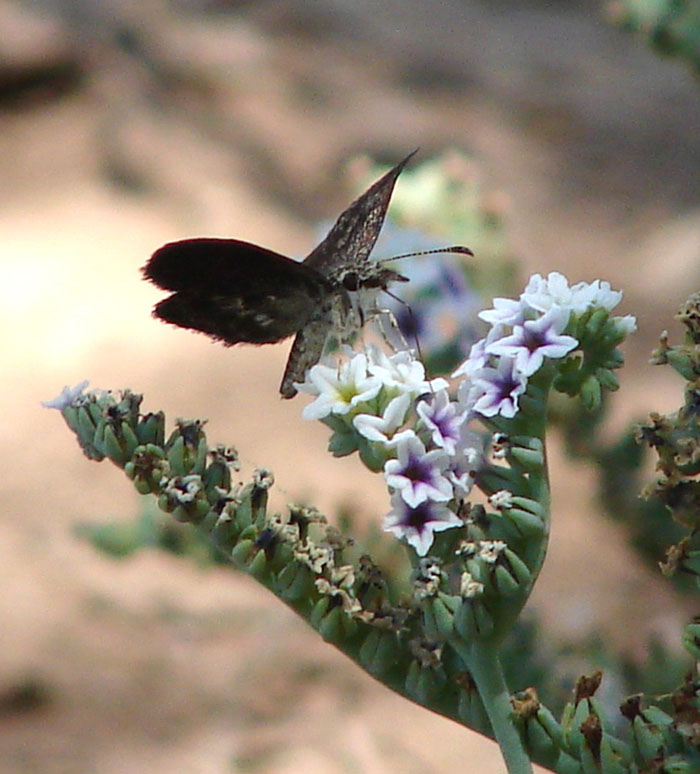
[302,150,416,280]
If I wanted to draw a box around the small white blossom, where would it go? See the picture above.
[478,297,526,327]
[384,493,462,556]
[614,314,638,335]
[42,380,90,410]
[460,571,485,598]
[478,540,507,563]
[485,307,578,376]
[521,272,622,316]
[489,490,514,509]
[384,435,453,507]
[298,353,382,420]
[587,280,624,311]
[353,393,414,446]
[367,346,448,396]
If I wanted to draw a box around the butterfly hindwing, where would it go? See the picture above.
[144,238,331,345]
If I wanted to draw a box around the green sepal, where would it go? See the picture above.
[681,622,700,659]
[424,597,454,639]
[203,460,231,503]
[103,424,127,466]
[666,349,698,381]
[328,430,359,458]
[510,446,545,469]
[247,549,268,579]
[585,307,609,338]
[536,703,565,751]
[230,538,254,567]
[454,600,493,640]
[580,375,602,412]
[121,421,140,460]
[415,666,440,705]
[555,752,584,774]
[167,436,187,476]
[578,743,600,774]
[276,563,311,602]
[136,412,165,446]
[599,736,632,774]
[493,564,522,596]
[524,713,560,768]
[505,508,546,537]
[661,754,699,774]
[234,492,254,529]
[86,398,104,425]
[503,548,533,587]
[157,493,174,513]
[405,659,420,697]
[359,630,397,677]
[357,438,388,472]
[132,477,153,495]
[510,495,546,518]
[310,597,330,629]
[61,405,81,434]
[210,514,239,551]
[596,368,619,392]
[632,713,668,760]
[318,605,343,642]
[566,699,592,758]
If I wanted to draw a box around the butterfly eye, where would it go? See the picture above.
[342,272,360,291]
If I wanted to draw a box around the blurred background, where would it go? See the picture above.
[2,1,699,772]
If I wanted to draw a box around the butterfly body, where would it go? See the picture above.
[143,151,416,397]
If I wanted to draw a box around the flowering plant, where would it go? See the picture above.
[47,259,700,774]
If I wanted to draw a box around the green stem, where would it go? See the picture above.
[450,637,532,774]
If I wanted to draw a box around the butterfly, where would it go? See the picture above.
[143,150,471,398]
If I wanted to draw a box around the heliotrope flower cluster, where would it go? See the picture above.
[297,271,636,556]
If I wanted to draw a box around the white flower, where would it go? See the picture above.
[384,492,462,556]
[384,435,453,507]
[353,394,414,446]
[587,280,623,312]
[471,357,528,418]
[478,297,526,326]
[298,353,382,420]
[42,380,90,410]
[367,346,448,395]
[416,389,468,456]
[485,307,578,376]
[452,325,506,379]
[521,272,622,316]
[614,314,637,335]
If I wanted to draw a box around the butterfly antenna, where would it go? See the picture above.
[380,287,437,394]
[377,245,473,266]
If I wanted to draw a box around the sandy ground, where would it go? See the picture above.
[1,1,699,772]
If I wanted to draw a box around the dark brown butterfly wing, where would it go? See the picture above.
[143,238,331,345]
[302,150,416,281]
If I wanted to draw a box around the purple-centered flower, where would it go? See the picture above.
[485,307,578,376]
[416,389,468,455]
[471,356,528,418]
[384,435,453,507]
[384,492,462,556]
[452,324,506,379]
